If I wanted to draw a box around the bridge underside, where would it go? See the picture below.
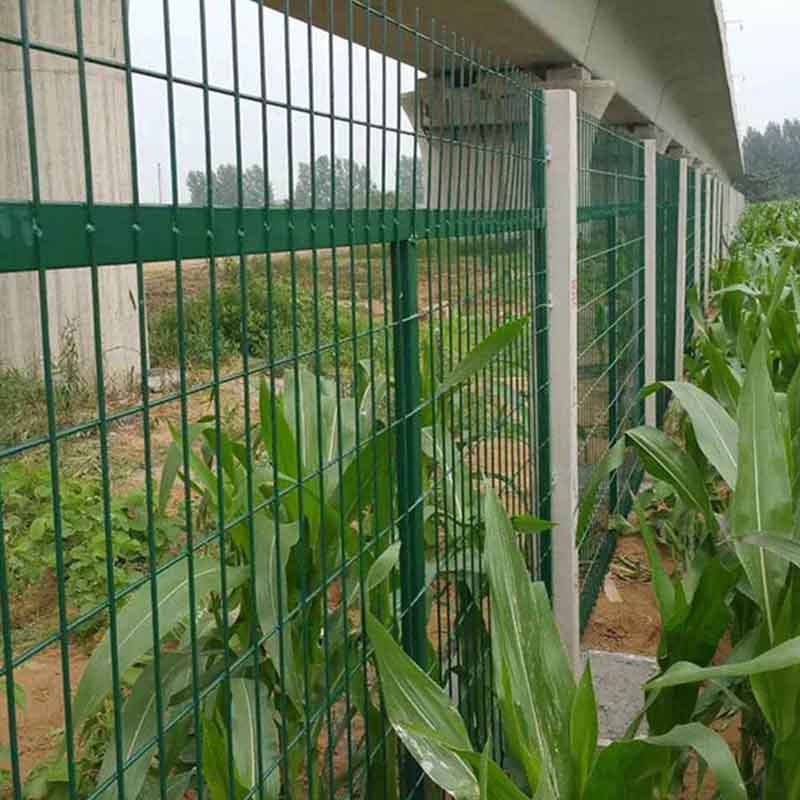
[268,0,742,182]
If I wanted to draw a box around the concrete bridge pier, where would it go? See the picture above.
[0,0,141,391]
[400,65,615,211]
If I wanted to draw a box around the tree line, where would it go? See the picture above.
[740,118,800,202]
[187,155,424,209]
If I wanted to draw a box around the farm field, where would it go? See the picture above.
[369,199,800,799]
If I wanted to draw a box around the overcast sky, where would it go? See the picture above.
[722,0,800,135]
[129,0,416,204]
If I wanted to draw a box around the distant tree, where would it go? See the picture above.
[186,163,274,206]
[293,155,377,209]
[292,153,426,209]
[396,154,426,208]
[740,119,800,202]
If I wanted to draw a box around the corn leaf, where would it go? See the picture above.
[585,724,744,800]
[731,333,793,643]
[259,376,299,480]
[570,661,598,797]
[94,654,188,800]
[365,613,478,799]
[659,381,738,488]
[625,427,712,521]
[743,534,800,570]
[484,486,575,797]
[74,558,248,728]
[576,438,626,545]
[252,514,301,704]
[511,515,556,535]
[647,635,800,691]
[230,678,280,799]
[366,542,401,593]
[644,724,746,800]
[435,317,530,401]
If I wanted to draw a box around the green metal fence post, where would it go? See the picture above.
[531,91,552,591]
[390,236,427,796]
[606,214,618,511]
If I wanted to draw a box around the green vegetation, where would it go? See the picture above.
[741,120,800,202]
[582,200,800,796]
[147,259,368,371]
[25,317,530,800]
[1,461,181,617]
[369,200,800,799]
[0,321,91,448]
[369,486,748,799]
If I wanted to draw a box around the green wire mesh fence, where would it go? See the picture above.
[655,154,680,427]
[700,175,708,310]
[0,0,735,794]
[575,114,646,629]
[685,166,696,350]
[0,2,549,799]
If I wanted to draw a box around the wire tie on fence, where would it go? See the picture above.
[172,225,180,235]
[85,222,95,234]
[206,228,214,240]
[237,228,245,239]
[132,223,141,233]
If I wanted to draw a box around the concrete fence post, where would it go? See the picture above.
[544,89,580,674]
[675,158,688,380]
[644,139,657,427]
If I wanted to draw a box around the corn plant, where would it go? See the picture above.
[28,317,530,800]
[580,201,800,795]
[368,486,747,799]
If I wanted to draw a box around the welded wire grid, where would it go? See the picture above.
[655,155,680,426]
[0,2,548,799]
[685,166,696,349]
[700,175,708,309]
[575,114,646,628]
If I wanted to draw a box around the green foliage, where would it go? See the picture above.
[28,316,530,800]
[582,200,800,796]
[147,261,366,371]
[0,320,91,448]
[0,461,181,614]
[741,121,800,203]
[368,486,746,800]
[186,163,274,207]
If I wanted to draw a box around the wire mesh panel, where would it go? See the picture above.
[0,3,547,799]
[575,115,646,628]
[655,154,680,426]
[700,176,708,310]
[685,166,696,349]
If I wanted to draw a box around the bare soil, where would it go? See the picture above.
[0,642,89,781]
[582,535,665,657]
